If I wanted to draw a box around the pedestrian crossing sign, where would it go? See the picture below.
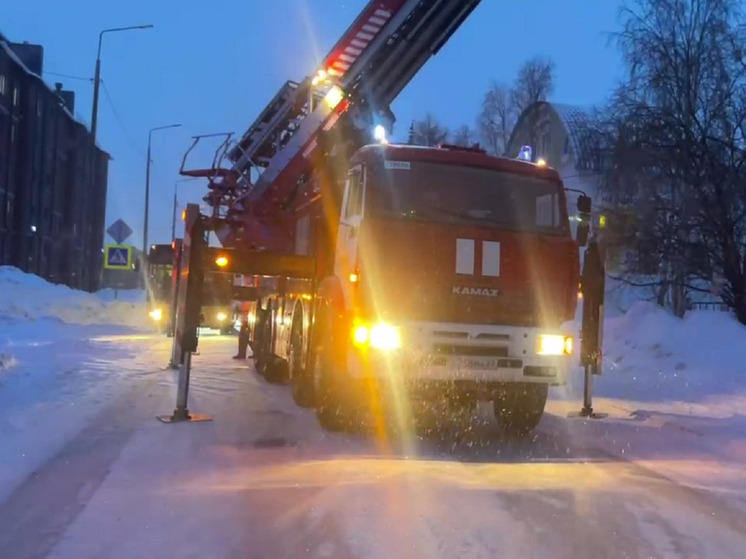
[105,244,132,270]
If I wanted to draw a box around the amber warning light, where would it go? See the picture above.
[215,255,229,268]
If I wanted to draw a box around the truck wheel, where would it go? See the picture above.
[289,315,315,408]
[265,356,289,384]
[313,312,356,432]
[254,307,271,379]
[315,362,352,432]
[493,383,548,436]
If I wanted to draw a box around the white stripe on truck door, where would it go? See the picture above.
[482,241,501,276]
[455,238,475,274]
[455,239,501,276]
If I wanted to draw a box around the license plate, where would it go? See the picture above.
[460,357,499,370]
[421,355,448,367]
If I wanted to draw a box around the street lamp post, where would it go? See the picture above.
[144,124,182,256]
[91,24,153,143]
[89,24,152,291]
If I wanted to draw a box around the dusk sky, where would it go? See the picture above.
[4,0,623,247]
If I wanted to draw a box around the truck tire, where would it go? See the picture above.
[312,310,357,432]
[493,383,548,436]
[315,364,353,432]
[289,314,315,407]
[254,306,271,379]
[265,355,290,384]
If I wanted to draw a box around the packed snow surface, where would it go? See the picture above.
[0,266,744,557]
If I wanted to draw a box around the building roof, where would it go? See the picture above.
[0,31,109,156]
[551,103,602,170]
[510,101,605,172]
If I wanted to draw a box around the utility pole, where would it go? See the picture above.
[90,25,153,143]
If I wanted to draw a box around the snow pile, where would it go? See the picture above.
[0,266,150,329]
[596,301,745,402]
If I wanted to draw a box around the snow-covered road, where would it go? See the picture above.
[1,333,744,559]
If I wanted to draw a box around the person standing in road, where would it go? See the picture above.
[233,317,252,359]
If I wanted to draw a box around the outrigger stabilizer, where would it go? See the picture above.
[568,233,608,420]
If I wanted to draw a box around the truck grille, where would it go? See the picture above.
[432,344,508,357]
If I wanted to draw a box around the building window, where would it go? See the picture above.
[12,86,19,107]
[11,124,16,143]
[0,75,6,96]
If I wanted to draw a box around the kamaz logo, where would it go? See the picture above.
[452,286,499,297]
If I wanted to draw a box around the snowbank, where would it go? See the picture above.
[554,299,746,504]
[595,301,745,402]
[0,266,150,329]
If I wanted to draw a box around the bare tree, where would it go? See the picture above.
[512,56,555,115]
[411,113,449,146]
[451,124,476,147]
[477,82,516,155]
[599,0,746,322]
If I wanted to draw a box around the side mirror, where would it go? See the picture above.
[575,194,592,247]
[577,194,592,214]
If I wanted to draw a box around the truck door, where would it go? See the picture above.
[335,165,364,306]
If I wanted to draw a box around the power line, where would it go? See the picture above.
[100,79,146,158]
[44,70,92,82]
[47,71,146,159]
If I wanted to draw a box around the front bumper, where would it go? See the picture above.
[347,321,573,386]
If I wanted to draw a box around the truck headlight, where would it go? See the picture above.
[149,308,163,321]
[370,323,401,350]
[216,312,228,321]
[537,334,573,356]
[352,322,402,351]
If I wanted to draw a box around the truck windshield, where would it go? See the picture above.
[202,273,233,306]
[147,263,172,303]
[366,159,566,234]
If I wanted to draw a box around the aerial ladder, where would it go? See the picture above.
[201,0,483,250]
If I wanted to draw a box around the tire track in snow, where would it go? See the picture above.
[0,371,164,559]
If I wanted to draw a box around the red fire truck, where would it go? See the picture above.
[170,0,598,433]
[242,143,589,433]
